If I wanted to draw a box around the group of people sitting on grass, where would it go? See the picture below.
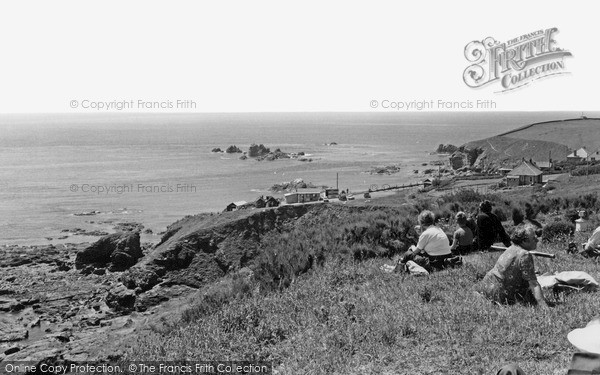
[397,200,548,307]
[399,200,512,269]
[396,201,600,374]
[399,199,600,309]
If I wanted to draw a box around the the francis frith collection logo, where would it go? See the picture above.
[463,27,572,92]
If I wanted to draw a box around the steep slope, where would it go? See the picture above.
[464,136,569,168]
[498,118,600,151]
[459,117,600,168]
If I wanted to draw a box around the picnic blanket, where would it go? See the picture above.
[537,271,599,292]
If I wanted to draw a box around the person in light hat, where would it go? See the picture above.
[568,317,600,355]
[566,317,600,373]
[496,318,600,374]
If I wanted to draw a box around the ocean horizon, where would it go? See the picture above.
[0,112,587,246]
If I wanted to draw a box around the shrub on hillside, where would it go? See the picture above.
[571,164,600,177]
[564,209,581,224]
[512,207,524,226]
[542,219,574,242]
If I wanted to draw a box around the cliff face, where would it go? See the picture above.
[464,136,569,169]
[118,204,317,310]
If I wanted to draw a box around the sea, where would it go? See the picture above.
[0,112,575,246]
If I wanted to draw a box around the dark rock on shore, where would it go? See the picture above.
[0,242,141,364]
[0,245,70,268]
[75,232,142,271]
[61,228,110,236]
[105,285,136,312]
[211,147,222,153]
[436,144,458,153]
[113,222,144,232]
[0,319,28,342]
[368,164,402,175]
[74,210,101,216]
[116,205,317,311]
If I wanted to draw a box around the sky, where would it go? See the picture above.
[0,1,598,113]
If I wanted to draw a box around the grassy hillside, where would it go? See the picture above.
[129,252,599,374]
[459,118,600,167]
[499,118,600,151]
[465,136,568,167]
[123,179,600,374]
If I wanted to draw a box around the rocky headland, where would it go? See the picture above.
[0,204,322,366]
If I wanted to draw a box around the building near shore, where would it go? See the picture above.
[284,190,321,204]
[255,195,280,208]
[533,160,553,171]
[567,147,590,162]
[506,160,543,187]
[224,201,248,212]
[587,150,600,162]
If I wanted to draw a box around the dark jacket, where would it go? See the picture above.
[477,212,511,249]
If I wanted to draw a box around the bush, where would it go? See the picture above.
[571,164,600,176]
[512,208,524,226]
[564,209,581,224]
[542,220,574,242]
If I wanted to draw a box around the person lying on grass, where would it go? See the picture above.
[477,225,548,308]
[398,210,453,271]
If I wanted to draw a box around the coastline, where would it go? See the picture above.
[1,114,529,247]
[1,152,445,247]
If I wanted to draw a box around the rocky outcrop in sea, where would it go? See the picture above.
[269,178,324,192]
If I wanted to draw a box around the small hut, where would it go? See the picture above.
[224,201,248,212]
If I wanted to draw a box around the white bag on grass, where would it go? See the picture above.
[406,260,429,276]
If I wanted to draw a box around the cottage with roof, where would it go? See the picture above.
[588,150,600,162]
[264,196,280,207]
[533,160,553,171]
[224,201,249,212]
[567,147,590,162]
[506,160,543,187]
[284,190,322,204]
